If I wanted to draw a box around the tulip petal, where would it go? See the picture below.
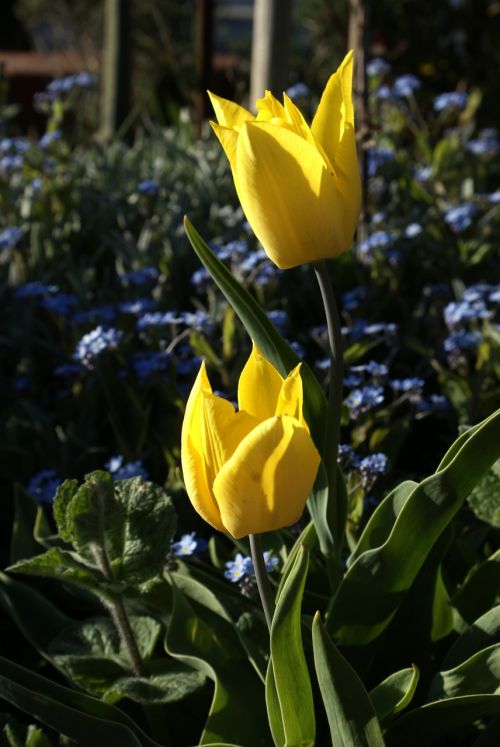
[311,51,361,232]
[236,121,344,268]
[256,90,287,122]
[213,416,321,538]
[210,122,239,177]
[238,343,283,420]
[275,363,307,429]
[208,91,254,128]
[181,362,225,531]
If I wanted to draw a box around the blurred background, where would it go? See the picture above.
[1,0,499,136]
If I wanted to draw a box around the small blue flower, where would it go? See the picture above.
[392,74,421,97]
[13,281,58,299]
[367,147,394,178]
[0,155,24,171]
[41,292,79,317]
[359,453,389,486]
[0,137,30,154]
[414,165,433,183]
[465,139,499,158]
[120,266,159,286]
[357,230,395,265]
[350,361,389,379]
[345,386,385,419]
[136,180,159,197]
[74,326,124,367]
[267,309,288,334]
[191,267,211,288]
[338,444,361,470]
[444,299,491,330]
[172,532,208,557]
[390,377,425,403]
[285,82,310,100]
[131,351,170,380]
[367,58,391,78]
[444,331,483,353]
[405,223,423,238]
[39,130,62,148]
[119,299,157,316]
[433,91,468,113]
[72,305,117,325]
[342,286,368,311]
[444,203,477,233]
[224,552,278,582]
[0,227,22,251]
[28,469,61,505]
[105,455,149,480]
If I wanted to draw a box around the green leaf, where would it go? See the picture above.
[184,218,336,556]
[0,571,71,656]
[327,407,500,645]
[102,662,206,705]
[451,549,500,625]
[269,546,315,747]
[467,459,500,527]
[369,666,420,723]
[0,656,161,747]
[7,548,105,596]
[54,473,176,586]
[348,481,417,566]
[265,662,285,747]
[277,521,317,599]
[443,605,500,669]
[47,616,161,695]
[165,581,270,746]
[9,486,44,564]
[428,644,500,700]
[385,695,500,747]
[312,613,386,746]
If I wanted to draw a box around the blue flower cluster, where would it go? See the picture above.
[224,552,279,583]
[34,72,97,105]
[74,326,124,367]
[27,469,61,504]
[442,283,499,363]
[433,91,468,113]
[105,455,149,480]
[171,532,208,557]
[444,203,477,233]
[337,445,389,488]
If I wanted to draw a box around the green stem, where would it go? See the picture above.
[91,543,170,745]
[313,261,345,585]
[249,533,275,631]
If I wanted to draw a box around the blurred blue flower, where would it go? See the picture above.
[267,309,288,334]
[120,266,159,286]
[357,230,395,265]
[433,91,468,113]
[131,351,170,380]
[0,155,24,171]
[136,180,159,197]
[172,532,208,557]
[342,285,368,311]
[74,326,124,367]
[465,138,499,158]
[350,361,389,379]
[414,165,433,183]
[41,292,79,317]
[72,305,117,325]
[0,137,30,154]
[393,74,421,97]
[191,267,211,288]
[338,444,361,470]
[444,330,483,353]
[289,340,305,357]
[118,298,157,316]
[54,362,86,378]
[367,147,394,177]
[39,130,62,148]
[285,82,310,100]
[0,226,22,251]
[345,386,385,418]
[444,299,492,330]
[106,455,149,480]
[390,377,425,403]
[405,223,423,238]
[13,281,58,299]
[367,58,391,78]
[444,203,477,232]
[28,469,61,505]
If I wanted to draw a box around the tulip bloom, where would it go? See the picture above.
[181,345,320,538]
[208,51,361,269]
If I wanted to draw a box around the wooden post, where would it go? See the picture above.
[250,0,292,107]
[195,0,214,138]
[100,0,131,140]
[348,0,370,245]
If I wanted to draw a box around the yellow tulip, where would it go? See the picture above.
[181,345,320,538]
[208,51,361,270]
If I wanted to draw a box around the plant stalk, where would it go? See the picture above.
[249,533,275,631]
[313,261,345,585]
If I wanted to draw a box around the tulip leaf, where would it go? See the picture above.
[184,217,336,556]
[183,217,326,450]
[269,545,315,747]
[0,656,161,747]
[311,613,386,746]
[327,407,500,645]
[164,580,270,746]
[442,605,500,670]
[385,695,500,747]
[369,666,420,723]
[427,643,500,701]
[277,521,317,598]
[265,662,286,747]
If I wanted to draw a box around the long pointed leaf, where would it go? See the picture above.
[312,614,386,747]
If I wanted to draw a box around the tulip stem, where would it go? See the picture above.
[313,261,345,585]
[249,533,274,631]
